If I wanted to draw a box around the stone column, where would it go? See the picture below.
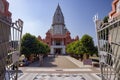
[52,40,54,45]
[50,47,54,54]
[62,47,65,54]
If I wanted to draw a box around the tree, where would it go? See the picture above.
[92,46,98,56]
[21,33,37,57]
[21,33,40,59]
[66,40,83,59]
[80,34,95,59]
[66,34,98,60]
[36,41,50,65]
[36,41,50,55]
[103,16,109,23]
[44,44,50,54]
[21,33,50,61]
[66,41,75,55]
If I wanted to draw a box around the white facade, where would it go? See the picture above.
[50,46,66,54]
[50,39,66,54]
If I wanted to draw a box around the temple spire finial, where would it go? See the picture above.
[52,4,65,26]
[58,3,60,7]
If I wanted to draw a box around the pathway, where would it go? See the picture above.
[18,55,101,80]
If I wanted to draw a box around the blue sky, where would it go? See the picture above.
[8,0,113,44]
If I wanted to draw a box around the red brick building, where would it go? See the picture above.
[109,0,120,18]
[38,4,79,54]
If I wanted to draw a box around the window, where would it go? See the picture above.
[55,41,61,45]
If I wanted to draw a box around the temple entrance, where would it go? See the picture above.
[54,48,62,55]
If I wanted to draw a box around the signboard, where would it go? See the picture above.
[83,59,92,65]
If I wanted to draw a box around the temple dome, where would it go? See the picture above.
[52,4,65,26]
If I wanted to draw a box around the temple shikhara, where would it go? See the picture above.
[38,4,79,55]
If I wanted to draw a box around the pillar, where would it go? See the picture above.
[62,47,65,54]
[50,47,54,54]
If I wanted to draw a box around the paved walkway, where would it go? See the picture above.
[18,73,101,80]
[28,55,79,68]
[65,56,92,67]
[18,55,101,80]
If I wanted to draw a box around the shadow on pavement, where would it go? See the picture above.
[27,55,57,67]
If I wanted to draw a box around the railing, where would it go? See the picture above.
[0,17,23,80]
[94,16,120,80]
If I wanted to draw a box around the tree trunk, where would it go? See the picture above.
[83,53,89,60]
[86,54,89,59]
[80,54,83,61]
[83,53,86,60]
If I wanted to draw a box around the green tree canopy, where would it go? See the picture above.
[66,34,98,60]
[21,33,38,57]
[66,41,75,54]
[36,41,50,54]
[103,16,109,23]
[80,34,95,55]
[21,33,50,58]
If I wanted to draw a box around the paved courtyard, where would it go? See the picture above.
[18,73,101,80]
[28,55,79,68]
[18,55,101,80]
